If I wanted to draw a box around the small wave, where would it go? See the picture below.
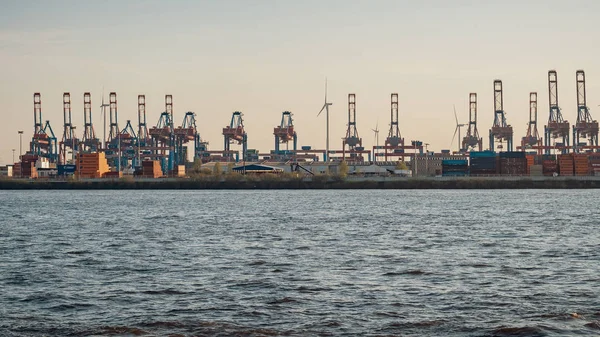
[585,321,600,330]
[382,269,427,276]
[65,250,89,255]
[141,289,188,295]
[248,260,267,266]
[387,320,445,329]
[267,297,298,304]
[98,325,148,335]
[297,286,332,293]
[490,326,546,336]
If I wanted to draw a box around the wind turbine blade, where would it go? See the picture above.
[453,104,459,126]
[451,126,458,147]
[318,103,326,116]
[324,77,328,103]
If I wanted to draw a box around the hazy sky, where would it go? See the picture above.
[2,0,600,164]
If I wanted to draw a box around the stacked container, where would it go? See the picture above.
[469,151,497,175]
[441,159,469,177]
[590,154,600,176]
[558,154,574,176]
[541,155,558,176]
[525,154,535,174]
[77,152,110,179]
[142,160,163,178]
[20,154,39,178]
[498,152,527,175]
[573,154,590,176]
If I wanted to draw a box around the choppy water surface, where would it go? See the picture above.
[0,189,599,336]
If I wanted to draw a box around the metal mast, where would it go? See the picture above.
[544,70,569,154]
[573,70,598,152]
[462,93,482,152]
[489,80,513,151]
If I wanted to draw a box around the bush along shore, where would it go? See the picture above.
[2,174,600,189]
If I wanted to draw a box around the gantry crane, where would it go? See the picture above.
[544,70,570,154]
[30,93,58,162]
[573,70,599,152]
[223,111,247,162]
[273,111,297,158]
[342,93,364,161]
[137,95,151,150]
[59,92,78,164]
[384,93,405,155]
[462,93,483,152]
[81,92,100,152]
[175,111,207,164]
[520,92,542,154]
[489,80,514,151]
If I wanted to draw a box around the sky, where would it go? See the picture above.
[2,0,600,164]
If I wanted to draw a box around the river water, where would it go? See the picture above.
[0,190,599,336]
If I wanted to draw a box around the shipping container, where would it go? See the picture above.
[469,151,496,158]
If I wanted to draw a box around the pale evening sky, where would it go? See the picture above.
[1,0,599,164]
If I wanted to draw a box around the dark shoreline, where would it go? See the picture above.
[2,176,600,189]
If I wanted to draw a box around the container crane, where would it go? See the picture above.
[520,92,542,154]
[273,111,297,159]
[30,93,58,162]
[81,92,100,152]
[489,80,514,151]
[462,93,483,152]
[59,93,78,164]
[573,70,599,152]
[223,111,247,162]
[342,93,363,161]
[544,70,570,154]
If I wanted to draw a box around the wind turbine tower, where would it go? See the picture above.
[317,79,332,162]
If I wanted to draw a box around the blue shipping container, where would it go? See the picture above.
[469,151,496,158]
[499,151,526,159]
[442,159,468,166]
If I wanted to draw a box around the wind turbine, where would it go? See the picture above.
[317,78,333,162]
[371,121,379,162]
[100,87,109,149]
[451,105,466,152]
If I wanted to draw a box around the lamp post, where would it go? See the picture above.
[12,149,15,164]
[18,130,23,160]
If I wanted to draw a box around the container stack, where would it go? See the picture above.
[171,165,186,177]
[77,152,110,179]
[558,154,574,176]
[498,152,527,175]
[590,154,600,176]
[525,154,535,174]
[20,154,39,178]
[541,155,558,176]
[142,160,163,178]
[573,154,589,176]
[441,159,468,176]
[469,151,497,175]
[57,164,77,177]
